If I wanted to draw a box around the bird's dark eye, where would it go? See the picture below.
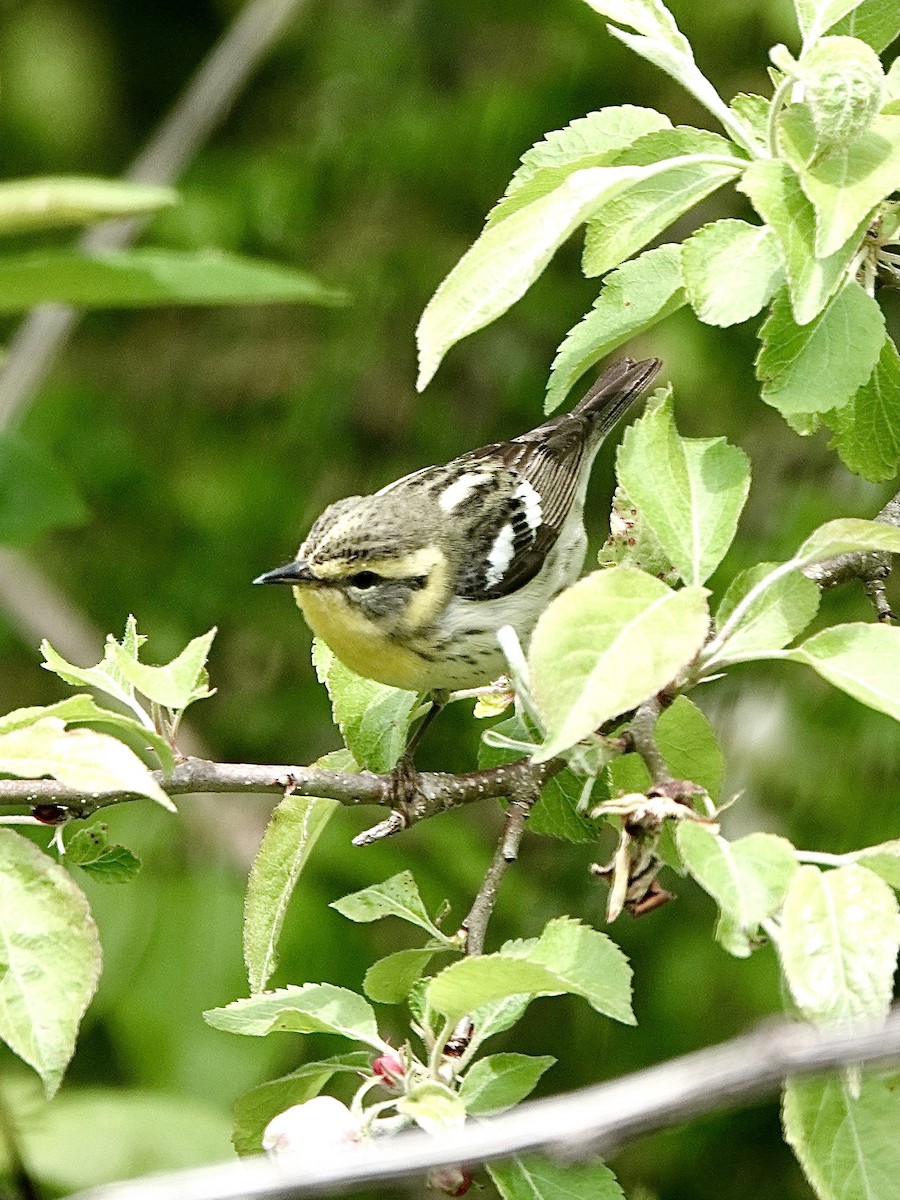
[349,570,381,589]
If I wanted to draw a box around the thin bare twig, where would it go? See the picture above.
[64,1009,900,1200]
[625,697,671,785]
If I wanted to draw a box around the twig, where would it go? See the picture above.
[0,755,563,838]
[460,781,536,956]
[0,0,311,429]
[625,698,671,785]
[64,1009,900,1200]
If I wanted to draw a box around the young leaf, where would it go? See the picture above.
[65,824,141,884]
[794,516,900,564]
[784,1071,900,1200]
[488,1154,624,1200]
[797,37,885,158]
[599,486,680,584]
[0,177,176,236]
[852,841,900,890]
[427,916,634,1026]
[676,825,797,933]
[364,946,457,1004]
[828,0,900,49]
[0,830,102,1096]
[0,249,346,312]
[460,1053,556,1115]
[0,434,87,547]
[109,628,216,711]
[0,719,174,810]
[616,393,751,584]
[581,128,744,279]
[396,1082,466,1135]
[488,106,672,227]
[788,623,900,722]
[655,695,725,800]
[681,220,783,327]
[738,161,871,325]
[416,160,703,390]
[545,244,685,412]
[312,640,418,773]
[756,283,885,414]
[794,0,869,43]
[714,562,821,660]
[794,115,900,257]
[232,1052,371,1156]
[529,568,710,761]
[243,788,341,995]
[466,995,534,1058]
[582,0,691,53]
[826,333,900,482]
[779,865,900,1022]
[203,984,387,1051]
[330,870,449,941]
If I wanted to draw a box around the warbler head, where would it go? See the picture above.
[254,491,454,641]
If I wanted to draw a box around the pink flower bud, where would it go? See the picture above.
[428,1166,473,1195]
[372,1050,405,1086]
[263,1096,361,1164]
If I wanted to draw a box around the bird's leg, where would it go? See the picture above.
[389,690,448,808]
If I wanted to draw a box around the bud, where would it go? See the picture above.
[262,1097,361,1164]
[372,1049,405,1086]
[428,1166,472,1196]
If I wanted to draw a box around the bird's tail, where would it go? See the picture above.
[573,357,662,439]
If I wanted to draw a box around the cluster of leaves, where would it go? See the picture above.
[416,0,900,483]
[225,386,900,1199]
[0,618,216,1096]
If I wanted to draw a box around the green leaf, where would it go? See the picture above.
[416,157,711,390]
[655,695,724,800]
[312,640,418,773]
[599,484,680,584]
[784,1071,900,1200]
[852,841,900,889]
[243,789,340,994]
[427,916,634,1026]
[0,248,346,312]
[467,995,534,1057]
[827,0,900,51]
[714,562,821,660]
[529,568,709,761]
[797,37,885,158]
[616,393,751,584]
[729,93,771,146]
[65,824,141,884]
[110,627,216,711]
[232,1053,371,1156]
[756,283,885,414]
[779,865,900,1022]
[0,434,88,547]
[789,623,900,721]
[738,161,871,325]
[203,983,387,1050]
[0,829,102,1096]
[795,0,869,42]
[396,1081,466,1135]
[582,0,691,53]
[331,870,448,941]
[489,1155,624,1200]
[794,516,900,564]
[826,333,900,482]
[681,220,783,327]
[460,1054,556,1115]
[488,106,672,227]
[676,825,797,934]
[581,128,743,279]
[364,946,456,1004]
[794,116,900,257]
[0,718,174,810]
[0,177,176,235]
[545,244,685,412]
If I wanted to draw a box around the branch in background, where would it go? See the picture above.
[64,1009,900,1200]
[804,489,900,620]
[0,754,563,833]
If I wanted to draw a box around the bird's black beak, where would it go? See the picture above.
[253,560,318,586]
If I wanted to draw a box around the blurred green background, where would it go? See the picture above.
[0,0,898,1196]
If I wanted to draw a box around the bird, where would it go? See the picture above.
[255,357,661,696]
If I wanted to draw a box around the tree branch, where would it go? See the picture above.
[64,1009,900,1200]
[0,754,563,836]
